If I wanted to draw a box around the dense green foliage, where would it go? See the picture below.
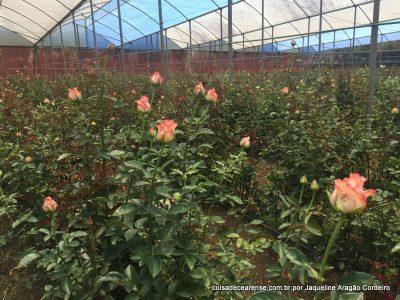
[0,67,399,299]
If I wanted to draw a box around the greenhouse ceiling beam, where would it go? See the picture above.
[34,0,88,47]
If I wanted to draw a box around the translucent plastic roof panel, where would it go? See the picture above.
[2,0,400,48]
[0,0,87,46]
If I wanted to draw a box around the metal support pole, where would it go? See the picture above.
[72,12,80,72]
[228,0,233,81]
[367,0,380,130]
[352,5,357,66]
[59,24,67,74]
[261,0,265,69]
[49,33,55,76]
[116,0,125,84]
[89,0,99,69]
[165,28,169,81]
[158,0,167,84]
[189,20,192,72]
[209,41,212,72]
[307,16,311,53]
[33,45,38,75]
[220,9,223,73]
[318,0,323,65]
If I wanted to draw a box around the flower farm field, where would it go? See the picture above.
[0,68,399,300]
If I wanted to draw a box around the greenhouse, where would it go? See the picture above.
[0,0,399,299]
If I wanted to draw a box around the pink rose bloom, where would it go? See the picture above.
[156,119,178,143]
[205,88,218,102]
[150,71,164,85]
[43,196,58,212]
[330,173,375,214]
[240,136,250,148]
[136,95,151,113]
[68,87,82,100]
[194,82,205,96]
[43,98,51,104]
[281,86,289,94]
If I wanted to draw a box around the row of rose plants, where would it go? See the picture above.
[0,68,399,299]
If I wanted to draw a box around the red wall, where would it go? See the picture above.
[1,47,313,77]
[0,47,34,76]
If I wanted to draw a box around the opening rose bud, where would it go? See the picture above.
[43,196,58,212]
[149,127,156,137]
[150,71,164,85]
[194,82,205,96]
[330,173,375,214]
[300,175,308,184]
[43,98,51,104]
[205,88,218,103]
[25,156,33,163]
[136,95,151,113]
[392,107,399,114]
[281,86,289,94]
[240,136,250,148]
[156,119,178,143]
[68,87,82,100]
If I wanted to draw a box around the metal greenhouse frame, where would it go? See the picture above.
[1,0,400,107]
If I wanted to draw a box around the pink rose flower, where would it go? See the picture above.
[205,88,218,102]
[136,95,151,113]
[156,119,178,143]
[68,87,82,100]
[281,86,289,94]
[194,82,205,96]
[240,136,250,148]
[43,196,58,212]
[330,173,375,214]
[150,71,164,85]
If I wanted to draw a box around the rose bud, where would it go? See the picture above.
[300,175,308,184]
[240,136,250,149]
[194,82,205,96]
[136,95,151,113]
[392,107,399,114]
[43,98,51,104]
[205,88,218,103]
[330,173,375,214]
[68,87,82,100]
[25,156,33,163]
[149,127,156,137]
[43,196,58,212]
[150,71,164,85]
[310,180,319,191]
[281,86,289,94]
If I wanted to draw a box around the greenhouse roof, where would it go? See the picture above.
[0,0,400,48]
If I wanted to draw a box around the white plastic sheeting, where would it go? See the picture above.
[0,0,400,48]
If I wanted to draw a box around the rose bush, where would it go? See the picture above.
[0,68,399,299]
